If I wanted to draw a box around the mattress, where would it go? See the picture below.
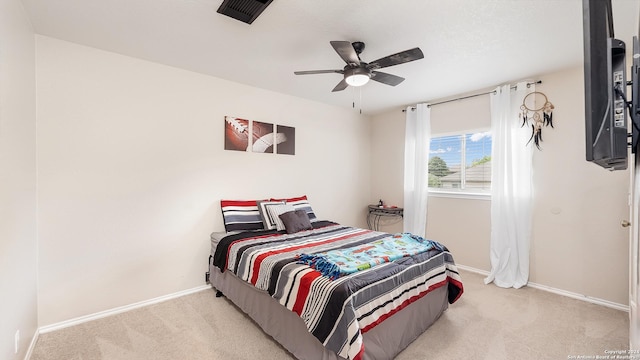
[210,231,237,249]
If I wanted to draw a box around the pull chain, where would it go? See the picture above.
[350,86,364,114]
[352,85,356,108]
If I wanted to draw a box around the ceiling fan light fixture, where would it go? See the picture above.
[344,68,371,87]
[294,41,423,92]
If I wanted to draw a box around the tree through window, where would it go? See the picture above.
[428,131,492,192]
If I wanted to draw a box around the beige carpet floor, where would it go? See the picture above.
[30,270,629,360]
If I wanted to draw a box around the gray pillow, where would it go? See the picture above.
[279,209,313,234]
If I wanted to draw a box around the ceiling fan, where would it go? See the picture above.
[294,41,424,92]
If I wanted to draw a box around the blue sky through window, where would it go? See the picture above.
[429,131,492,167]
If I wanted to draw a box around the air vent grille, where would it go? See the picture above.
[217,0,274,24]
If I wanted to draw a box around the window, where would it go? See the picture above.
[428,131,492,194]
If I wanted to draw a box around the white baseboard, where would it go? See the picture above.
[24,329,38,360]
[456,264,629,312]
[455,264,491,276]
[38,285,211,335]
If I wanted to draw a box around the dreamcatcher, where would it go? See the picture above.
[519,91,554,150]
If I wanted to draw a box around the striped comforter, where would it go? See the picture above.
[212,221,463,360]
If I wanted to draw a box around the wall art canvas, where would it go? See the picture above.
[224,116,250,151]
[252,121,275,153]
[276,125,296,155]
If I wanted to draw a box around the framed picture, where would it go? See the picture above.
[276,125,295,155]
[252,121,274,153]
[224,116,295,155]
[224,116,249,151]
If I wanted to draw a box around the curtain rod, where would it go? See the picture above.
[402,80,542,112]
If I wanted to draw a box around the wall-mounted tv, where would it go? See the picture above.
[632,35,640,152]
[583,0,632,170]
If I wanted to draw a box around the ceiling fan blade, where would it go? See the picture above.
[371,71,405,86]
[367,47,424,70]
[332,79,349,92]
[330,41,360,65]
[294,69,343,75]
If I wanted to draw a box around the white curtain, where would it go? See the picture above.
[403,104,431,237]
[484,82,534,289]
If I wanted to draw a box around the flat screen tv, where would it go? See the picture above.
[583,0,629,170]
[632,35,640,152]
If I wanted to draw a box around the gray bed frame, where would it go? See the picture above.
[208,261,450,360]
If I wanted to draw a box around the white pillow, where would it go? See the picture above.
[266,204,296,231]
[257,200,286,230]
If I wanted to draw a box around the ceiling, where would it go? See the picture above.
[21,0,640,115]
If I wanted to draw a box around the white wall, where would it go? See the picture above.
[530,66,628,305]
[370,65,629,306]
[0,0,38,358]
[35,36,371,326]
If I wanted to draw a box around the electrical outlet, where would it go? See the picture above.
[14,330,19,354]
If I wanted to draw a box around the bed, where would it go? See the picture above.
[207,197,463,360]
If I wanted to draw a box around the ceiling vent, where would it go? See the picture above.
[217,0,274,25]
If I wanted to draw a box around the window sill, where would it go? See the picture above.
[428,191,491,201]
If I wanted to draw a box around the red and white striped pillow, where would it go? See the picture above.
[220,199,265,232]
